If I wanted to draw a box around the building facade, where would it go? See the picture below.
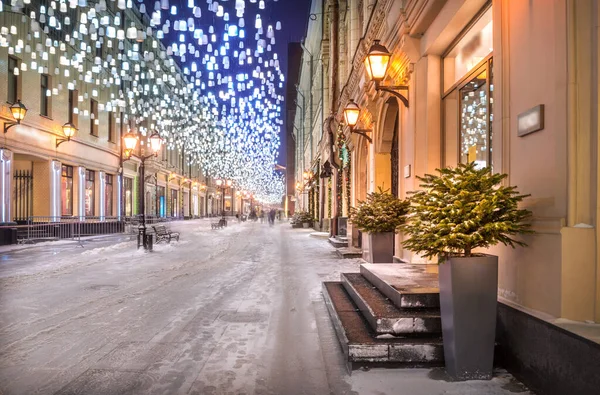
[0,2,210,224]
[294,0,600,391]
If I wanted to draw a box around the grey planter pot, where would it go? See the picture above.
[302,222,310,228]
[362,232,394,263]
[439,255,498,381]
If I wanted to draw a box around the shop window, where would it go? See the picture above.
[443,7,493,92]
[105,174,113,216]
[443,6,494,169]
[40,74,51,117]
[124,177,133,216]
[85,170,95,217]
[8,56,19,104]
[171,189,178,217]
[90,99,98,136]
[61,165,73,216]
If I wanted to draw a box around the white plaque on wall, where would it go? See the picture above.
[517,104,544,137]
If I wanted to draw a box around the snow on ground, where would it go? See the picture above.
[0,219,532,394]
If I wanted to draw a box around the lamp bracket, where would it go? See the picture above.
[375,82,409,108]
[56,137,71,148]
[350,128,373,143]
[3,121,18,134]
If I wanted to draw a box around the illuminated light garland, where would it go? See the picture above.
[0,0,285,202]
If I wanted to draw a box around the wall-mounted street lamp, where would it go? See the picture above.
[3,100,28,134]
[365,40,409,108]
[343,99,373,143]
[56,122,78,148]
[122,130,163,250]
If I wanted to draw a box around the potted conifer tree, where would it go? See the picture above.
[402,163,532,381]
[349,188,408,263]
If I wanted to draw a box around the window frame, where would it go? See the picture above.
[68,89,79,128]
[85,169,95,217]
[90,99,99,136]
[7,56,19,104]
[61,165,74,216]
[40,74,51,117]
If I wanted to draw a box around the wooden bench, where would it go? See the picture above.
[152,225,180,243]
[211,218,227,230]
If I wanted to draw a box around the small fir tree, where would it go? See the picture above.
[402,163,533,261]
[349,188,409,233]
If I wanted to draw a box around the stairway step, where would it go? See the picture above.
[322,281,444,372]
[336,247,362,259]
[329,237,348,248]
[360,264,440,309]
[341,273,441,335]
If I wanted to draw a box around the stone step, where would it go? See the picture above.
[360,264,440,309]
[341,273,442,336]
[336,247,362,259]
[322,281,444,372]
[329,237,348,248]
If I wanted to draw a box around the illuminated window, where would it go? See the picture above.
[61,165,73,216]
[105,174,113,216]
[85,170,95,217]
[443,6,494,169]
[124,177,133,216]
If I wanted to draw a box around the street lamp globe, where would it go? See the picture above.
[9,100,28,123]
[149,131,162,155]
[343,99,361,128]
[216,179,223,187]
[123,131,138,158]
[226,179,232,187]
[62,122,77,139]
[365,40,391,82]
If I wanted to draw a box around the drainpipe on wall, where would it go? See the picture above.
[328,0,341,237]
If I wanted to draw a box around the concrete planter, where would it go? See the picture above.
[362,232,394,263]
[302,222,310,228]
[439,255,498,380]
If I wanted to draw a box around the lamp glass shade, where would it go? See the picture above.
[62,122,77,138]
[123,131,139,151]
[216,179,223,186]
[343,100,360,127]
[149,131,162,153]
[10,100,27,122]
[365,40,391,82]
[226,180,232,187]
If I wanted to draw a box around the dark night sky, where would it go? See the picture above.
[142,0,312,166]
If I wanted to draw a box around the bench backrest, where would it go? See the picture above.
[153,225,168,234]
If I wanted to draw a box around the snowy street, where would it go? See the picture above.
[0,220,531,395]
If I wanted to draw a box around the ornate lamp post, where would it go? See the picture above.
[122,130,163,250]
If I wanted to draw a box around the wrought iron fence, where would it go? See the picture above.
[0,215,183,245]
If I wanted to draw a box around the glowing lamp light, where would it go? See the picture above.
[343,99,360,128]
[148,131,163,155]
[62,122,77,139]
[10,100,28,123]
[364,40,391,82]
[123,131,138,158]
[216,179,223,186]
